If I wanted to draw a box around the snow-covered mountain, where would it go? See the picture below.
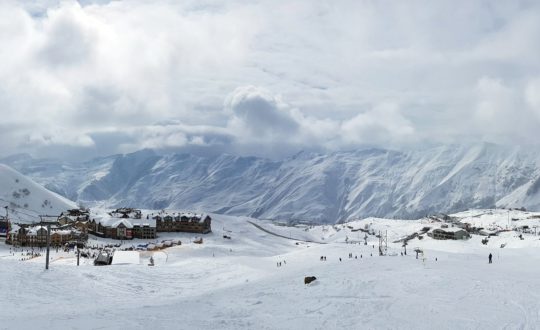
[3,143,540,223]
[0,164,76,223]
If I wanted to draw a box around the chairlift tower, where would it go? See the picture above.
[378,230,388,256]
[39,215,60,270]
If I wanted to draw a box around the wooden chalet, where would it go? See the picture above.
[7,225,74,247]
[154,213,212,234]
[87,210,211,240]
[428,227,470,240]
[59,208,90,221]
[88,217,156,240]
[58,209,90,225]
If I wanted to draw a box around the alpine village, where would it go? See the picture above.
[0,207,212,266]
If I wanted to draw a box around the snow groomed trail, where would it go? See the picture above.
[3,243,540,329]
[247,220,326,244]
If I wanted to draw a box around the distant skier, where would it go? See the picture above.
[488,253,492,264]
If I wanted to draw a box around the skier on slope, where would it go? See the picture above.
[488,253,492,264]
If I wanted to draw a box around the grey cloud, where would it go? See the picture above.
[225,85,299,137]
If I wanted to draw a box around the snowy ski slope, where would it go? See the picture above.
[2,210,540,329]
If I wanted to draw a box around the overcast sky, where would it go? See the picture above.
[1,0,540,160]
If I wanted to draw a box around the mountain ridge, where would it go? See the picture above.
[2,143,540,224]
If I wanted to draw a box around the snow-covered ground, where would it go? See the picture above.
[2,210,540,329]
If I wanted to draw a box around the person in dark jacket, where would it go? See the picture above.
[488,253,493,264]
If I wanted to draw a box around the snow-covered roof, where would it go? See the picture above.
[8,224,20,234]
[153,212,210,223]
[59,215,88,222]
[433,227,467,233]
[51,229,72,235]
[109,219,133,229]
[26,226,48,235]
[95,216,156,228]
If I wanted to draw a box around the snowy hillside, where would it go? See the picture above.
[4,143,540,223]
[2,209,540,329]
[0,164,76,223]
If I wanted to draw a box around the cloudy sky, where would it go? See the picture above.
[1,0,540,160]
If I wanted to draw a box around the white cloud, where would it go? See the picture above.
[525,79,540,120]
[1,0,540,159]
[24,129,95,147]
[449,75,540,147]
[341,102,416,147]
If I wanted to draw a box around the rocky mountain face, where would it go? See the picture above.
[3,143,540,224]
